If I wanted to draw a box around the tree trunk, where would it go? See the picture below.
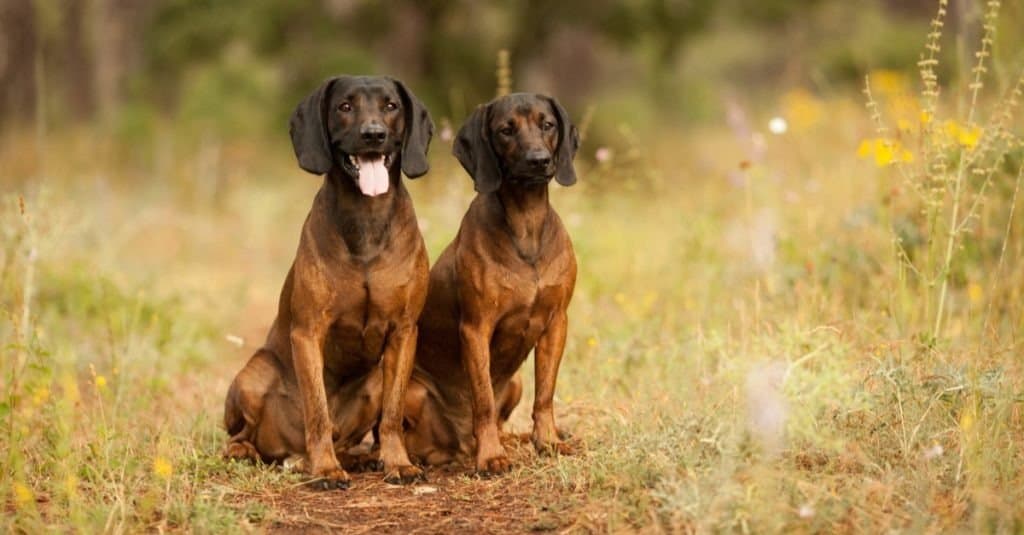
[0,0,38,126]
[63,0,96,122]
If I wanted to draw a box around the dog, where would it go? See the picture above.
[223,75,433,488]
[402,93,579,473]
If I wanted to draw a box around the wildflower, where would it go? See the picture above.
[745,361,788,457]
[857,138,914,167]
[13,482,34,506]
[920,110,933,124]
[32,386,50,406]
[959,409,974,432]
[595,147,612,163]
[153,457,173,480]
[439,124,453,143]
[967,283,984,305]
[94,375,108,391]
[798,503,815,519]
[65,475,79,497]
[60,373,80,404]
[943,120,983,149]
[870,69,909,95]
[780,89,823,131]
[923,443,944,460]
[586,337,598,348]
[768,117,788,135]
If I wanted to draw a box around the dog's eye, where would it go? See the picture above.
[499,126,516,136]
[541,120,556,131]
[385,102,399,111]
[338,102,353,112]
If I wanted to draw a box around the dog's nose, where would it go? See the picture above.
[360,123,387,145]
[525,150,552,169]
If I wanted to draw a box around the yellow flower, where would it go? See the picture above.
[781,89,823,131]
[967,283,984,305]
[13,482,34,506]
[65,475,79,497]
[613,293,627,305]
[857,138,914,167]
[874,141,895,166]
[94,375,107,391]
[959,409,974,432]
[586,337,598,348]
[153,457,173,480]
[869,69,909,95]
[942,120,983,149]
[32,386,50,406]
[957,126,982,149]
[920,110,933,124]
[60,373,80,404]
[856,140,873,158]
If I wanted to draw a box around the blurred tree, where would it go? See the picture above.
[0,0,38,126]
[62,0,96,121]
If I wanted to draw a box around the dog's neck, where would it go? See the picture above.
[493,181,551,264]
[323,166,404,261]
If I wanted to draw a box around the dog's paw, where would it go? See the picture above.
[224,441,260,462]
[476,454,512,476]
[534,439,574,457]
[307,468,351,491]
[341,452,384,473]
[383,464,426,485]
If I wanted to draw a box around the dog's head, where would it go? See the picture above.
[289,75,434,196]
[454,93,579,194]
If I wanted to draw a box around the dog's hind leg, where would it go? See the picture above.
[224,349,281,462]
[497,373,523,428]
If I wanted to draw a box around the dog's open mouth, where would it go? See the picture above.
[343,152,394,197]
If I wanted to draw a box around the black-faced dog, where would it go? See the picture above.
[402,93,579,473]
[223,75,433,488]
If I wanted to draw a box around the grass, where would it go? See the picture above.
[3,8,1024,533]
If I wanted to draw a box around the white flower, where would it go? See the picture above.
[768,117,788,135]
[923,443,944,460]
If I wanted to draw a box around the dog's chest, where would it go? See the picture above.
[489,267,563,365]
[323,267,418,366]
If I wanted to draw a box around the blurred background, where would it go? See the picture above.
[2,0,1022,176]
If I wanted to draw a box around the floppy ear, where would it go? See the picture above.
[288,76,342,175]
[545,96,580,187]
[391,78,434,178]
[453,104,502,194]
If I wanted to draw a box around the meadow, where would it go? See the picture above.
[3,5,1024,533]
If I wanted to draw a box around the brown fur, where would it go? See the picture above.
[223,76,433,488]
[403,93,579,473]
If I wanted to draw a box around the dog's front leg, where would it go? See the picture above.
[532,309,573,456]
[459,316,510,474]
[378,322,425,484]
[291,325,351,489]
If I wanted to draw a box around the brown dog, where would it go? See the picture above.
[403,93,579,473]
[223,75,433,488]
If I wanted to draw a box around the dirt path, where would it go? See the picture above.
[227,438,582,534]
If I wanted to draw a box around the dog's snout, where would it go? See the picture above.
[525,149,552,169]
[360,123,387,145]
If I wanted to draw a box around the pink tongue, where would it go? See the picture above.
[357,156,389,197]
